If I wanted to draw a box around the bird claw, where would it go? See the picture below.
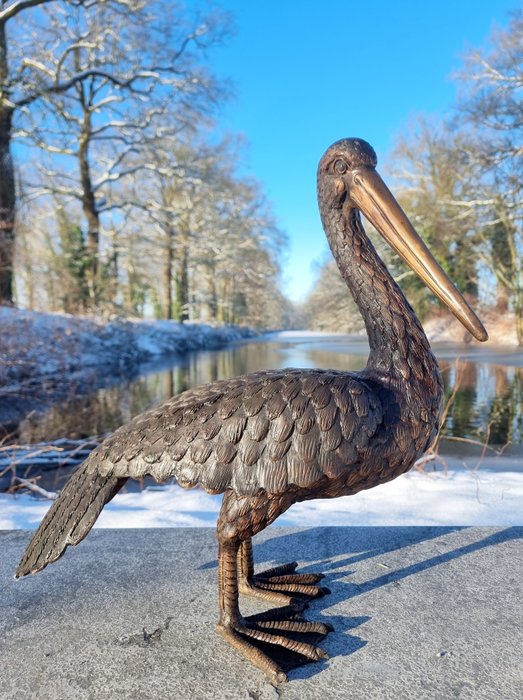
[244,603,308,622]
[240,561,329,604]
[217,607,333,682]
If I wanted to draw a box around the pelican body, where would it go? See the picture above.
[16,138,487,683]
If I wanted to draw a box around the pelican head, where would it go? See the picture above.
[318,138,488,342]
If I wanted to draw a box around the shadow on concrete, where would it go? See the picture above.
[249,526,519,594]
[199,525,521,680]
[200,525,468,572]
[10,526,521,682]
[285,612,370,681]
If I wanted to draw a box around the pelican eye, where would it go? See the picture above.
[333,159,348,174]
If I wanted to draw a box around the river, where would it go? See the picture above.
[13,331,523,449]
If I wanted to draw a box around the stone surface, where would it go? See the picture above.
[1,526,521,699]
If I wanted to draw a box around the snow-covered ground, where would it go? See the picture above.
[1,306,257,386]
[1,456,521,530]
[0,306,258,427]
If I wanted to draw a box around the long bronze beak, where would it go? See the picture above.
[349,166,488,342]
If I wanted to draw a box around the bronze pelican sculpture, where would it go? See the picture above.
[16,138,487,683]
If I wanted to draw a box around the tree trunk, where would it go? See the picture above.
[78,124,100,306]
[209,277,218,320]
[0,19,15,304]
[174,231,189,322]
[514,287,523,347]
[162,226,173,319]
[504,223,523,346]
[0,110,15,303]
[17,222,35,309]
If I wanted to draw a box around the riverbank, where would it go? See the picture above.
[0,307,258,434]
[423,308,518,345]
[2,307,521,461]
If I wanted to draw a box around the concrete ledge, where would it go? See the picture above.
[1,526,522,699]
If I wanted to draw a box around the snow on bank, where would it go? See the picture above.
[2,463,521,530]
[126,317,258,357]
[424,310,518,345]
[0,306,257,391]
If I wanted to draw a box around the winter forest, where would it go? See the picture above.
[0,1,521,341]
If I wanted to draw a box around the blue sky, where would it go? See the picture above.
[209,0,517,301]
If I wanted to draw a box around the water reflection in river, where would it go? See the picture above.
[16,333,523,447]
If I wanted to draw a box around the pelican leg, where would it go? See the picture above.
[238,538,330,604]
[216,540,332,683]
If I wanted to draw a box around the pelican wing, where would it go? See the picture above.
[84,368,383,497]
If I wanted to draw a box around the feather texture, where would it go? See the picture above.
[75,368,383,497]
[16,463,126,577]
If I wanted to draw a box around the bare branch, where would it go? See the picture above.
[0,0,54,24]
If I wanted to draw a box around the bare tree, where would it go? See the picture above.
[0,0,58,303]
[0,0,150,302]
[124,134,288,328]
[390,118,482,319]
[455,11,523,342]
[16,0,231,308]
[376,15,522,340]
[140,139,219,321]
[302,257,363,333]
